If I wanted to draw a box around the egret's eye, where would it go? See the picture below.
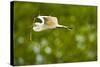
[35,18,42,23]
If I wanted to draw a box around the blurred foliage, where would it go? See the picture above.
[13,1,97,66]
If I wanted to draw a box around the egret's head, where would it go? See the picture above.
[32,16,45,32]
[33,16,50,32]
[33,22,43,32]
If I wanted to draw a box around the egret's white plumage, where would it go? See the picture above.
[33,16,71,32]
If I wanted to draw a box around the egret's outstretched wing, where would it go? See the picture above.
[37,16,45,24]
[43,16,58,26]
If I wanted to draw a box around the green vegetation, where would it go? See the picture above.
[13,1,97,66]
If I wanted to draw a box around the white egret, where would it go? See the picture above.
[33,16,72,32]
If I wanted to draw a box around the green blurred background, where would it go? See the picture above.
[13,1,97,66]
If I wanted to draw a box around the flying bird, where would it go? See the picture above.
[33,16,72,32]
